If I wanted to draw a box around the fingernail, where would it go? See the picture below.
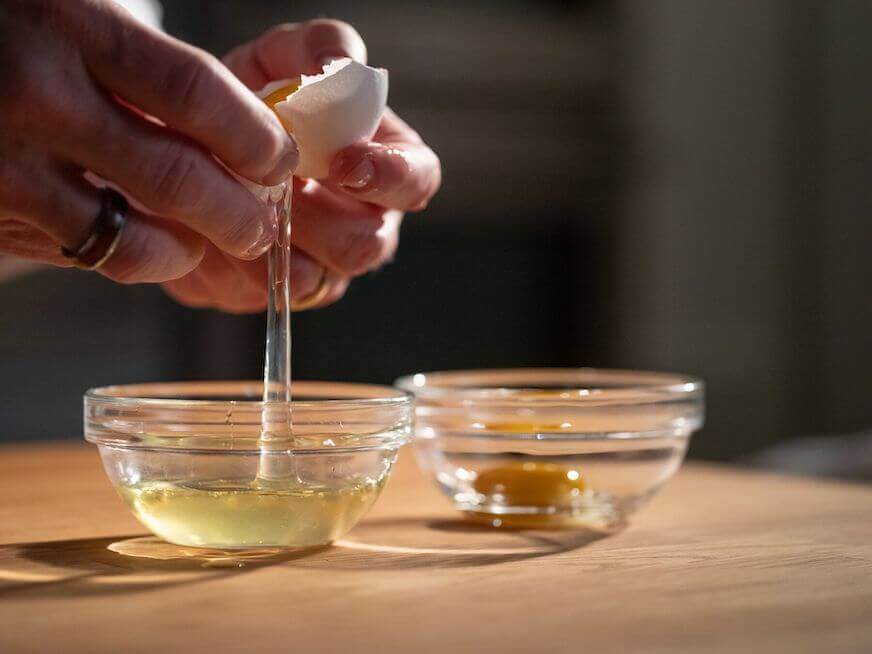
[340,158,375,190]
[262,136,299,185]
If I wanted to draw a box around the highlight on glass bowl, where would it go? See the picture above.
[395,368,704,530]
[84,381,412,549]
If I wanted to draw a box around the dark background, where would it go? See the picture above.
[1,1,870,475]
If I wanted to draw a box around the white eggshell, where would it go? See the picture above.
[270,59,388,179]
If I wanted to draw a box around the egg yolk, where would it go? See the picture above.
[473,462,585,507]
[262,81,300,131]
[484,422,571,433]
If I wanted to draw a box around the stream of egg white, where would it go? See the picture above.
[257,180,297,485]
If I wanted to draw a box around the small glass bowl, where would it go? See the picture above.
[396,369,704,530]
[85,381,412,549]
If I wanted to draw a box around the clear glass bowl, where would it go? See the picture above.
[396,369,704,530]
[85,381,412,549]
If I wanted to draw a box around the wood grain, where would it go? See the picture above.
[0,442,870,653]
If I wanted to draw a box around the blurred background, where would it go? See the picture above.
[1,0,869,478]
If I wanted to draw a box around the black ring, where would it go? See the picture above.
[61,188,129,270]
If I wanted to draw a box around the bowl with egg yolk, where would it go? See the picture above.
[396,369,703,530]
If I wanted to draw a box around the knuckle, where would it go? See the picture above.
[147,143,207,212]
[0,7,44,79]
[163,51,219,115]
[91,9,139,71]
[162,50,282,175]
[0,21,91,130]
[215,210,261,253]
[237,123,286,177]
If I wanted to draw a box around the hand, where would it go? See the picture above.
[161,20,442,313]
[0,0,298,282]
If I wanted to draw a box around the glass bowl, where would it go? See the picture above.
[84,381,412,549]
[395,369,704,530]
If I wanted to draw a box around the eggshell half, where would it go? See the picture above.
[269,59,389,179]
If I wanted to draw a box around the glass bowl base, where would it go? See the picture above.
[456,497,626,531]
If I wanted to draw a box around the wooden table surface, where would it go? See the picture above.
[0,442,870,653]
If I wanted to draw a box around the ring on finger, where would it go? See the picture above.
[291,266,332,312]
[60,187,128,270]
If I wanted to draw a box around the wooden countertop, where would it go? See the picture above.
[0,442,870,653]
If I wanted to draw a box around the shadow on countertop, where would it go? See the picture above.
[0,519,615,597]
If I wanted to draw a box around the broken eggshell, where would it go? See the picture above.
[260,58,389,180]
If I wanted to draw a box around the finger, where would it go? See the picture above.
[100,213,205,284]
[0,220,68,266]
[328,112,441,211]
[219,245,325,302]
[71,2,297,184]
[161,272,212,309]
[0,145,98,252]
[163,244,328,313]
[47,89,278,260]
[215,249,268,295]
[307,274,351,311]
[189,247,267,313]
[224,19,367,90]
[0,151,204,282]
[290,179,400,276]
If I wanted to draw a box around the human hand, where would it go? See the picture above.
[160,20,442,312]
[0,0,298,282]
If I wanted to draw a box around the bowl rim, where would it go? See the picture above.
[394,367,703,402]
[84,381,413,452]
[86,380,413,411]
